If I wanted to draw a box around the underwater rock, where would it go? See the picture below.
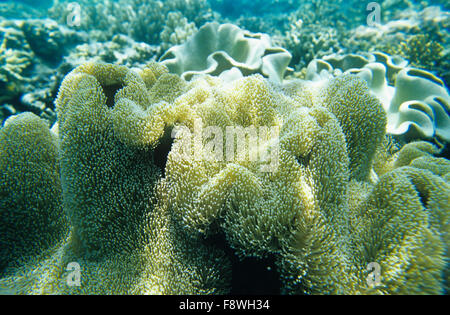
[306,52,450,142]
[160,22,293,83]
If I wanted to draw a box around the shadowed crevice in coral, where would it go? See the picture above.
[296,152,312,168]
[437,145,450,160]
[102,83,123,108]
[153,126,174,176]
[204,232,281,295]
[417,190,430,210]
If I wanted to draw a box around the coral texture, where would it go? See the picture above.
[0,61,448,295]
[48,0,213,45]
[306,52,450,142]
[0,113,68,275]
[159,22,293,83]
[0,18,84,125]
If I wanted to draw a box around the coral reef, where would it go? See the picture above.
[160,22,293,83]
[63,34,159,69]
[160,11,198,52]
[306,52,450,142]
[0,60,448,295]
[48,0,214,45]
[382,34,444,71]
[380,33,449,87]
[0,112,68,275]
[0,62,231,295]
[0,20,34,105]
[0,18,84,125]
[274,18,343,71]
[344,6,450,84]
[0,0,449,296]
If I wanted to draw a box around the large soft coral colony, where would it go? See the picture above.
[0,61,448,295]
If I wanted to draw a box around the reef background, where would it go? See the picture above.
[0,0,449,127]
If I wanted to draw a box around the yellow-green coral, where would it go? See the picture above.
[0,61,448,295]
[164,73,447,294]
[0,62,230,295]
[348,165,448,294]
[319,75,387,181]
[55,62,165,258]
[0,113,68,275]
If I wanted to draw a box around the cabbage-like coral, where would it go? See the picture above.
[0,61,448,295]
[159,22,293,83]
[306,52,450,142]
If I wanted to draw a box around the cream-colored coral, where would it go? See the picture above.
[160,22,293,83]
[306,52,450,142]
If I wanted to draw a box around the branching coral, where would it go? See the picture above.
[64,34,159,69]
[382,34,444,71]
[0,20,34,103]
[0,18,84,125]
[48,0,214,45]
[160,11,198,52]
